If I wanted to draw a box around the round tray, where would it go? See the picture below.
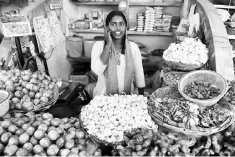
[149,110,234,137]
[163,59,205,71]
[163,71,186,87]
[79,115,122,146]
[13,85,59,113]
[148,99,235,137]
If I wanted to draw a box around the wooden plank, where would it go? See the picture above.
[20,0,47,16]
[129,2,182,7]
[196,0,234,80]
[71,29,174,36]
[214,4,235,10]
[70,1,119,6]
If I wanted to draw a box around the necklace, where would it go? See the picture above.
[115,49,122,65]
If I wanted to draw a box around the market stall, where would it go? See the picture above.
[0,0,235,156]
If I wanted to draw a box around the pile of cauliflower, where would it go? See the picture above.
[80,94,158,143]
[163,38,208,66]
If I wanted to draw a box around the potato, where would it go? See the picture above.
[56,137,65,148]
[26,126,35,136]
[65,139,75,149]
[4,145,18,156]
[71,147,79,154]
[0,126,4,136]
[42,113,53,120]
[39,137,51,148]
[22,123,30,130]
[15,86,22,91]
[56,127,64,135]
[22,88,29,94]
[15,129,24,136]
[30,137,38,145]
[78,138,86,145]
[47,144,59,156]
[74,122,81,129]
[1,132,12,144]
[16,148,28,156]
[33,145,43,154]
[136,145,143,151]
[23,142,33,151]
[8,136,19,145]
[8,124,18,133]
[40,96,48,103]
[62,118,69,123]
[22,101,34,111]
[28,91,35,99]
[76,130,85,139]
[15,103,22,110]
[64,123,72,130]
[51,118,61,127]
[78,150,87,156]
[48,130,59,141]
[11,97,20,104]
[14,91,24,99]
[59,149,71,157]
[33,99,40,106]
[19,133,30,144]
[1,120,11,129]
[34,129,45,140]
[0,143,4,154]
[32,121,40,128]
[38,124,48,132]
[32,85,40,93]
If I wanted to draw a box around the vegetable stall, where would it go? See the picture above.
[0,0,235,156]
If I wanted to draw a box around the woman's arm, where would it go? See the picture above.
[132,42,146,95]
[91,41,109,75]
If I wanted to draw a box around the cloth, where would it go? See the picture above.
[104,39,134,95]
[91,40,145,97]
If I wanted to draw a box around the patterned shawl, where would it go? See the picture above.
[104,38,134,95]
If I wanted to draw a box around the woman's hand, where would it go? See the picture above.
[104,27,112,46]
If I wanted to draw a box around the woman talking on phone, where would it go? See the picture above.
[90,10,145,97]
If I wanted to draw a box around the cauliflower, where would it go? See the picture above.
[80,94,158,143]
[163,38,208,66]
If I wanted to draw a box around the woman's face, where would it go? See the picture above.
[108,15,126,40]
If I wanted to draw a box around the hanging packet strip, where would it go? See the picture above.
[33,11,65,53]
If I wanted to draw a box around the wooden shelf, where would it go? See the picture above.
[129,2,182,7]
[71,29,174,36]
[70,1,119,6]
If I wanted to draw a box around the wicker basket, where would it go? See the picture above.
[163,59,205,71]
[163,71,186,87]
[14,85,59,113]
[149,86,182,103]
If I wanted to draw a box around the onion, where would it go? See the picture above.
[22,101,34,111]
[33,85,40,93]
[26,83,34,90]
[5,80,13,86]
[31,73,38,79]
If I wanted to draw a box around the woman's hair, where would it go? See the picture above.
[105,11,127,54]
[105,10,127,26]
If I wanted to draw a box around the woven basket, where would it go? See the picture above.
[148,99,235,137]
[163,59,205,71]
[163,71,186,87]
[149,86,182,103]
[14,85,59,113]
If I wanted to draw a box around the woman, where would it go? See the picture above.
[90,11,145,97]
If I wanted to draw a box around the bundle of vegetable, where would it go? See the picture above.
[0,69,59,112]
[184,81,221,100]
[80,94,158,144]
[112,128,196,156]
[0,112,100,156]
[163,38,208,66]
[189,122,235,156]
[148,98,233,132]
[223,80,235,109]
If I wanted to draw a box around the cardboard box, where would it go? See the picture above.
[69,73,89,85]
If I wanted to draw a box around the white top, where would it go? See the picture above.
[91,40,145,97]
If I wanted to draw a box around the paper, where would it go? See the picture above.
[1,14,32,37]
[33,11,65,53]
